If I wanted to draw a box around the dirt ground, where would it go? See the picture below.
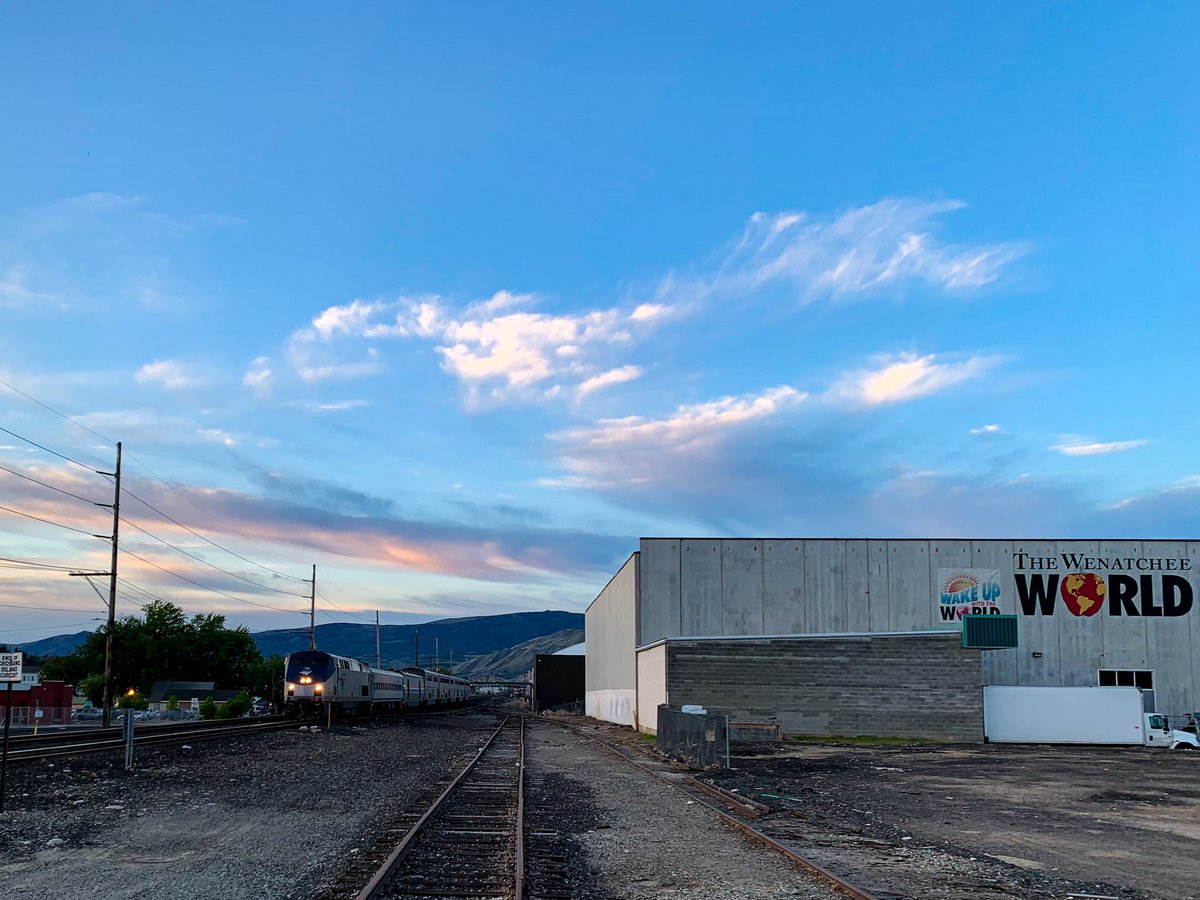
[703,739,1200,900]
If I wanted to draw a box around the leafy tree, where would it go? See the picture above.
[39,601,266,697]
[117,690,148,710]
[166,694,179,712]
[78,674,105,706]
[244,655,285,708]
[225,690,252,717]
[198,697,217,720]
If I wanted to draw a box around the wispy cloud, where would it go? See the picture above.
[711,199,1028,302]
[269,199,1025,408]
[136,359,212,391]
[1052,437,1148,457]
[545,385,805,490]
[828,352,1002,406]
[0,193,239,314]
[971,424,1003,435]
[576,366,642,400]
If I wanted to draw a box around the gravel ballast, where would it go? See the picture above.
[0,716,489,899]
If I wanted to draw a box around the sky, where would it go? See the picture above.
[1,4,1197,644]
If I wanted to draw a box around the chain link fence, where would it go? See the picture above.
[655,704,730,768]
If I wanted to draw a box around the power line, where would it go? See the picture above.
[316,590,375,624]
[121,547,306,615]
[123,448,314,577]
[0,377,116,447]
[121,516,311,599]
[2,620,103,633]
[121,486,310,586]
[0,555,88,572]
[0,424,112,478]
[3,378,306,589]
[116,577,200,617]
[0,462,106,506]
[0,502,110,539]
[0,600,104,613]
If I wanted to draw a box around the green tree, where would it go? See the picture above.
[244,655,285,709]
[38,601,266,699]
[166,694,179,712]
[198,697,217,720]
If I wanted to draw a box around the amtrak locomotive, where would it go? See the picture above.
[284,649,470,716]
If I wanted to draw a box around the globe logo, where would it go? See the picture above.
[1060,572,1106,617]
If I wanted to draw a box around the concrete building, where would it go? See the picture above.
[585,538,1200,739]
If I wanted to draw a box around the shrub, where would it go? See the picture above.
[199,697,217,720]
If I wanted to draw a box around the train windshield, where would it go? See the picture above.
[285,651,334,682]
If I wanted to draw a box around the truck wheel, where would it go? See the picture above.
[1173,743,1195,751]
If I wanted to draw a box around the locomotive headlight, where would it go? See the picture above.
[315,684,323,693]
[287,683,296,691]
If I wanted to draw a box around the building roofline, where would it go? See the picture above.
[635,629,959,652]
[584,551,639,615]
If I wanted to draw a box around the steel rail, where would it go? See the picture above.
[7,718,297,763]
[551,720,880,900]
[6,715,289,748]
[514,715,525,900]
[354,715,515,900]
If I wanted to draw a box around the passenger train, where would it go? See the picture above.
[284,649,471,717]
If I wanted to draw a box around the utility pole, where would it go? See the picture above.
[435,637,439,673]
[375,610,381,670]
[99,443,121,729]
[414,629,419,667]
[308,564,316,650]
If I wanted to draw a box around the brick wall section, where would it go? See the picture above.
[664,634,984,742]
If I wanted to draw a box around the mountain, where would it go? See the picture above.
[251,610,584,670]
[452,628,584,681]
[15,631,92,657]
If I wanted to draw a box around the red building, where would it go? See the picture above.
[1,679,74,725]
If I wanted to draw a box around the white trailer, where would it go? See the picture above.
[983,685,1198,748]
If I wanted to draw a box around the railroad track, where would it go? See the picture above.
[3,717,296,763]
[351,715,524,900]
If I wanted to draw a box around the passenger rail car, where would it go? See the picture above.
[284,650,470,716]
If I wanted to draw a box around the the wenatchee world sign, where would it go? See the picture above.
[1013,552,1193,618]
[934,553,1196,625]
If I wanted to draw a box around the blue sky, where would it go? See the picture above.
[1,4,1197,642]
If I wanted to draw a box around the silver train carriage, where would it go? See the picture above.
[283,650,470,716]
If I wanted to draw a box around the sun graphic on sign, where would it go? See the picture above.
[943,572,978,593]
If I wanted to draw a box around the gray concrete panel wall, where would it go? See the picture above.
[1189,542,1200,716]
[664,634,983,742]
[886,541,933,630]
[681,539,722,636]
[722,540,764,634]
[845,541,871,632]
[584,553,638,694]
[867,541,891,631]
[638,539,681,645]
[616,538,1200,718]
[973,541,1018,686]
[1012,541,1060,687]
[805,541,847,633]
[763,541,806,633]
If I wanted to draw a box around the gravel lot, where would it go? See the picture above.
[0,715,488,899]
[703,738,1200,900]
[11,709,1188,900]
[526,717,835,899]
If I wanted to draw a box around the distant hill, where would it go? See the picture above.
[16,631,92,657]
[452,628,584,681]
[251,610,584,670]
